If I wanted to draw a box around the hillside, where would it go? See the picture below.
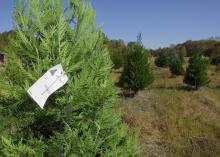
[113,59,220,157]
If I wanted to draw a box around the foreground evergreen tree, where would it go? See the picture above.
[0,0,139,156]
[183,47,209,89]
[169,49,184,76]
[155,49,168,67]
[119,34,154,93]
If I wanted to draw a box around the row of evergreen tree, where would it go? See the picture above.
[104,36,220,72]
[118,34,210,93]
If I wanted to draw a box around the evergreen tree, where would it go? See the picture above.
[184,47,209,89]
[180,46,187,58]
[110,51,125,69]
[0,0,139,156]
[169,49,184,76]
[155,49,169,67]
[119,34,154,93]
[178,47,185,64]
[107,40,127,69]
[211,45,220,65]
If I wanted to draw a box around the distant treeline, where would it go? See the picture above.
[151,40,220,57]
[104,35,220,58]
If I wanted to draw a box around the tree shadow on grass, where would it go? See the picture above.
[216,85,220,89]
[117,90,136,98]
[208,85,220,90]
[153,85,195,91]
[115,81,137,98]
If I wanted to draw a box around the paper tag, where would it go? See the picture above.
[27,64,68,108]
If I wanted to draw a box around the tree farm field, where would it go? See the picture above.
[2,0,220,156]
[113,58,220,157]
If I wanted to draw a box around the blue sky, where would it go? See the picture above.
[1,0,220,49]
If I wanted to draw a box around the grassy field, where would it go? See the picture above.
[113,59,220,157]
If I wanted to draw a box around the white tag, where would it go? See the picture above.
[27,64,68,108]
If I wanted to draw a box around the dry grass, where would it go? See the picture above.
[115,59,220,157]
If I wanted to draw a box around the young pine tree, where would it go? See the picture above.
[169,49,184,76]
[184,47,209,89]
[0,0,139,156]
[119,34,154,93]
[155,49,169,67]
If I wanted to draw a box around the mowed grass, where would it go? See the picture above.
[114,58,220,157]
